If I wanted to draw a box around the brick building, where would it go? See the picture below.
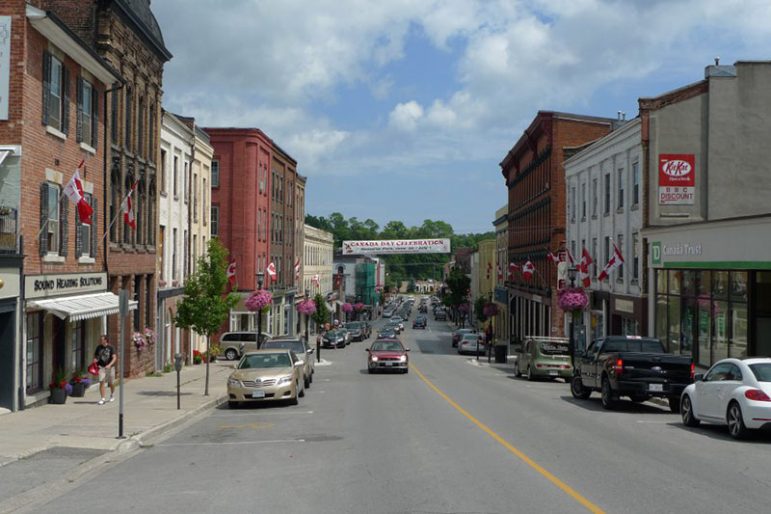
[1,3,122,409]
[500,111,614,341]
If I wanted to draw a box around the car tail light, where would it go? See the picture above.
[690,362,695,380]
[614,358,623,376]
[745,389,771,402]
[536,364,543,369]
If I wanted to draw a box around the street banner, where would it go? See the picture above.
[659,154,695,205]
[342,239,451,255]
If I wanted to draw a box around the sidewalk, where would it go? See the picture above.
[0,360,233,468]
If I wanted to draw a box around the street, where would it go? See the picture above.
[24,317,771,514]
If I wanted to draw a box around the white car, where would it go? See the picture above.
[458,333,486,355]
[390,316,405,331]
[680,358,771,439]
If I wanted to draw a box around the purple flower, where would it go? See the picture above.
[64,383,73,395]
[297,299,317,315]
[246,289,273,312]
[342,303,353,313]
[558,288,589,312]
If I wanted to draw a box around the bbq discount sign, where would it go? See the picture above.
[342,239,451,255]
[658,154,695,205]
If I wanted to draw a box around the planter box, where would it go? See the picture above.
[49,388,67,404]
[70,382,87,397]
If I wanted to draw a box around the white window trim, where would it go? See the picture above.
[79,142,96,155]
[46,125,67,141]
[43,254,65,263]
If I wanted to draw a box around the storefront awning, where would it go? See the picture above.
[29,292,138,321]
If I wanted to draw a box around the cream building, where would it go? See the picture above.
[493,205,509,346]
[303,224,334,332]
[189,125,213,353]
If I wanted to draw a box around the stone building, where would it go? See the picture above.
[492,204,509,346]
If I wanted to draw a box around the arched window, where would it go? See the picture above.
[137,96,145,157]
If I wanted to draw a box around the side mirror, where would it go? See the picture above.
[405,348,411,352]
[694,373,704,382]
[365,348,370,352]
[307,348,315,354]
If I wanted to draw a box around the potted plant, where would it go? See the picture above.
[193,349,203,365]
[208,344,222,362]
[49,370,72,404]
[69,371,91,397]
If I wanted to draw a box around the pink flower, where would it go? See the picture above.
[342,303,353,313]
[558,287,589,312]
[483,303,499,318]
[297,299,317,315]
[354,302,365,311]
[246,289,273,312]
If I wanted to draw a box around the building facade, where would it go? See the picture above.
[642,61,771,369]
[500,111,614,342]
[565,118,645,350]
[6,4,121,409]
[205,127,273,334]
[303,223,334,333]
[493,205,509,346]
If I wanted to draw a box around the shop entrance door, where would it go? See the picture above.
[51,317,66,374]
[0,309,15,410]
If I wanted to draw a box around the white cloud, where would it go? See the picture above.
[388,101,424,131]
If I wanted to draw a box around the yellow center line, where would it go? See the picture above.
[412,364,605,514]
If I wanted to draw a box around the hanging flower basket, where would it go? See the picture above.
[353,302,365,312]
[143,327,156,345]
[132,332,147,350]
[342,303,353,313]
[246,289,273,312]
[483,302,499,318]
[558,287,589,312]
[297,298,317,316]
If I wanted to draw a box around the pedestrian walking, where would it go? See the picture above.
[93,334,117,405]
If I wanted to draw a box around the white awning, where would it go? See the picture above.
[29,292,137,321]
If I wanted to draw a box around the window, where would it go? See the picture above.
[40,183,67,256]
[110,89,118,143]
[77,193,93,258]
[193,173,198,222]
[632,161,640,206]
[72,321,85,373]
[617,168,625,209]
[592,178,598,217]
[160,150,167,193]
[581,182,586,219]
[184,162,189,202]
[148,106,156,162]
[211,160,220,187]
[77,78,98,147]
[604,236,610,267]
[616,234,624,282]
[632,232,640,282]
[43,52,69,133]
[172,228,178,280]
[604,173,610,215]
[124,87,132,149]
[133,275,141,331]
[137,96,144,156]
[26,313,43,393]
[173,156,178,197]
[203,178,207,225]
[211,205,219,236]
[184,230,189,278]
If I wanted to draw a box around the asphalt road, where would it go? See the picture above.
[27,313,771,514]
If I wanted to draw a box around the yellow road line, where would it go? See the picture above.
[412,364,605,514]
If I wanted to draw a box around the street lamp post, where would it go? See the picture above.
[256,272,264,349]
[567,266,577,366]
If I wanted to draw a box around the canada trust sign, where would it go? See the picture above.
[25,272,107,300]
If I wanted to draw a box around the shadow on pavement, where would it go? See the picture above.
[667,422,771,443]
[136,391,194,397]
[560,395,672,414]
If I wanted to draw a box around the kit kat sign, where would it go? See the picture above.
[659,154,695,205]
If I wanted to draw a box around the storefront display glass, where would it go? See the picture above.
[25,313,43,393]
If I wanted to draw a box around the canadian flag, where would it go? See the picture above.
[598,241,624,281]
[508,262,520,281]
[227,258,236,287]
[522,260,535,280]
[497,264,503,282]
[578,248,593,288]
[294,257,301,280]
[311,274,320,287]
[122,182,137,230]
[63,162,93,225]
[266,261,277,281]
[546,251,560,264]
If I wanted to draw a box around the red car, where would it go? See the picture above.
[366,338,410,374]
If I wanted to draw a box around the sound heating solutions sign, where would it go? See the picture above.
[659,154,695,205]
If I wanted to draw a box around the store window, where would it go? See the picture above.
[72,320,85,373]
[26,313,43,393]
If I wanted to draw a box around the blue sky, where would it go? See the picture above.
[152,0,771,234]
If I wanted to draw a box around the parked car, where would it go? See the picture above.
[571,336,694,412]
[344,321,370,341]
[226,350,304,407]
[391,316,405,331]
[434,309,447,321]
[680,358,771,439]
[321,330,346,349]
[515,337,571,381]
[338,328,352,345]
[383,308,395,318]
[377,328,398,340]
[452,328,476,348]
[261,338,314,388]
[412,316,427,329]
[458,333,486,355]
[219,331,272,361]
[366,338,410,374]
[385,321,402,334]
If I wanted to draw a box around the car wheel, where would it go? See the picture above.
[299,387,305,398]
[727,402,750,439]
[225,348,239,361]
[681,395,700,427]
[570,376,592,400]
[667,397,680,413]
[526,365,535,381]
[289,394,299,406]
[514,364,521,378]
[228,400,239,409]
[601,377,617,410]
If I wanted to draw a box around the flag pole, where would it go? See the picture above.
[99,182,137,246]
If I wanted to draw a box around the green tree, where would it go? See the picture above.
[474,296,488,324]
[311,293,330,329]
[444,267,471,324]
[175,239,238,396]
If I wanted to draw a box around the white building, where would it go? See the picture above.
[158,111,193,367]
[302,224,333,333]
[564,118,644,347]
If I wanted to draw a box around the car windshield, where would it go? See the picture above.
[749,363,771,382]
[538,342,570,355]
[263,341,304,353]
[239,353,291,369]
[371,341,404,352]
[326,330,341,337]
[602,339,664,353]
[346,322,363,329]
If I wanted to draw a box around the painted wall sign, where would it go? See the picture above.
[342,239,451,255]
[0,16,10,120]
[658,153,695,205]
[25,272,107,300]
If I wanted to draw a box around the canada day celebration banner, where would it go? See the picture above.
[342,239,451,255]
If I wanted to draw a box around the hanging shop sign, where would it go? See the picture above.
[342,239,451,255]
[25,272,107,300]
[658,154,695,205]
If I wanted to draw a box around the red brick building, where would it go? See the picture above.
[500,111,614,340]
[0,3,121,409]
[206,128,273,333]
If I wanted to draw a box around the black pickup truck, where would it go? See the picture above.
[570,336,693,412]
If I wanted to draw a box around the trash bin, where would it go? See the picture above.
[494,345,507,363]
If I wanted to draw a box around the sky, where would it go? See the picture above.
[152,0,771,234]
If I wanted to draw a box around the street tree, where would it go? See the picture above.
[311,293,330,330]
[175,239,238,396]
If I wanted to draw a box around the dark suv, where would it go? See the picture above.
[412,316,427,329]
